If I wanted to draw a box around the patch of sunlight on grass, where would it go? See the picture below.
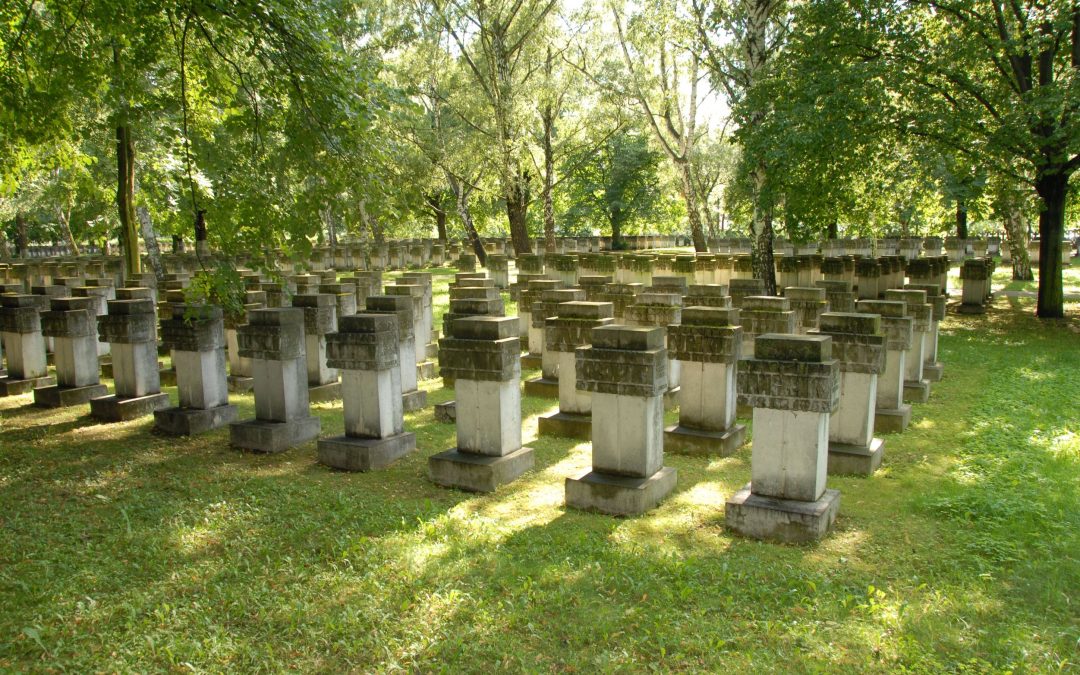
[172,500,257,557]
[672,480,727,509]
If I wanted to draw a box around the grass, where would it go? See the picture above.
[1,267,1079,672]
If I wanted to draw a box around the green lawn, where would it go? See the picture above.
[1,269,1078,671]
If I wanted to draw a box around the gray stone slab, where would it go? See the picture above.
[0,375,55,396]
[828,438,884,476]
[902,379,931,404]
[564,467,678,517]
[875,405,912,433]
[520,354,542,370]
[427,446,535,492]
[923,363,943,383]
[725,483,840,543]
[89,392,171,421]
[33,383,108,408]
[417,360,438,381]
[229,416,321,453]
[154,404,239,435]
[537,411,592,440]
[433,401,456,423]
[227,375,254,393]
[308,380,342,403]
[159,368,177,387]
[318,432,416,471]
[664,423,747,457]
[523,377,558,399]
[402,389,428,412]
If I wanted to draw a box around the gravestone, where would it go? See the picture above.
[366,295,427,412]
[229,308,321,452]
[727,334,841,543]
[857,300,914,433]
[884,289,933,403]
[429,316,534,492]
[0,294,54,395]
[318,313,416,471]
[565,325,677,516]
[90,291,171,420]
[33,296,106,406]
[664,307,746,456]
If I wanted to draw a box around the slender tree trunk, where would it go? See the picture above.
[676,160,707,252]
[1035,170,1067,318]
[998,183,1034,281]
[750,163,777,295]
[610,207,624,250]
[137,205,165,282]
[505,169,532,256]
[57,207,80,256]
[426,193,448,241]
[113,45,141,278]
[827,221,838,239]
[15,211,29,258]
[172,235,185,253]
[956,200,969,239]
[448,174,486,265]
[542,106,556,254]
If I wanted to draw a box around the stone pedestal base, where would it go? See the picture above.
[538,411,592,440]
[875,405,912,433]
[923,363,943,382]
[308,380,342,403]
[154,404,238,435]
[402,389,427,412]
[227,375,254,393]
[90,392,171,421]
[520,354,542,370]
[725,484,840,543]
[33,383,108,408]
[318,432,416,471]
[417,360,438,381]
[565,467,678,517]
[903,379,931,404]
[664,424,746,457]
[955,303,986,314]
[523,377,558,398]
[428,446,535,493]
[828,438,884,476]
[229,416,321,453]
[0,375,56,396]
[159,368,177,387]
[434,401,456,423]
[425,343,439,360]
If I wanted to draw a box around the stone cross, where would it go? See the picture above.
[524,288,585,398]
[318,313,416,471]
[229,307,321,452]
[90,289,171,421]
[884,289,934,404]
[34,297,107,407]
[429,316,534,492]
[784,287,829,334]
[154,304,238,435]
[905,283,945,382]
[727,333,841,543]
[738,296,796,357]
[292,293,341,402]
[0,294,54,395]
[856,300,913,433]
[366,294,427,412]
[664,306,746,456]
[565,325,676,516]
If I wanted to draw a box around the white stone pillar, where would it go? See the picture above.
[857,299,913,433]
[366,294,426,412]
[34,296,107,406]
[90,289,170,420]
[537,301,614,440]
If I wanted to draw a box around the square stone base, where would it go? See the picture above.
[664,424,747,457]
[0,375,56,396]
[227,375,254,393]
[725,483,841,544]
[523,377,558,399]
[417,360,438,381]
[425,343,439,360]
[434,401,456,423]
[229,416,321,453]
[955,303,986,314]
[308,380,342,403]
[402,389,428,412]
[537,411,592,440]
[33,383,109,408]
[159,368,177,387]
[875,405,912,433]
[428,446,535,493]
[923,363,943,382]
[318,432,416,471]
[154,404,239,435]
[90,392,171,422]
[520,354,542,370]
[827,437,884,476]
[565,467,678,517]
[903,379,931,404]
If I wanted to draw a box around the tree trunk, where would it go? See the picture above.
[750,163,777,295]
[1034,170,1067,318]
[137,205,165,282]
[999,186,1034,281]
[15,211,28,258]
[827,221,838,239]
[505,171,532,256]
[956,200,969,239]
[426,193,448,241]
[114,44,141,278]
[172,235,185,253]
[57,207,80,256]
[449,174,486,265]
[542,105,556,253]
[610,207,625,250]
[676,160,707,252]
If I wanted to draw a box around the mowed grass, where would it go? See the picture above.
[1,267,1079,672]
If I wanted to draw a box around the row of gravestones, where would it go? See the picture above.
[0,267,946,545]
